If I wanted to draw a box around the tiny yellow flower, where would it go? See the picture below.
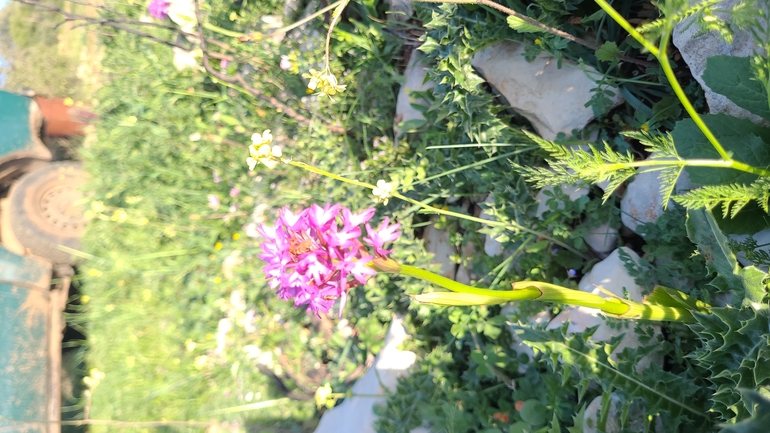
[105,304,115,312]
[142,289,152,302]
[315,383,334,409]
[372,179,394,205]
[194,355,208,369]
[81,295,91,304]
[232,233,241,240]
[214,242,223,250]
[214,277,222,284]
[303,69,347,100]
[534,38,542,45]
[641,124,650,131]
[185,339,197,352]
[63,97,74,106]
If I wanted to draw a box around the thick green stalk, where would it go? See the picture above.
[601,158,770,177]
[392,264,695,322]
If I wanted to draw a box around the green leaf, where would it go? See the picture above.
[645,286,711,313]
[520,399,547,425]
[703,56,770,121]
[672,114,770,185]
[507,16,544,33]
[686,208,742,285]
[741,266,768,304]
[719,389,770,433]
[595,41,621,62]
[711,202,770,235]
[686,209,769,303]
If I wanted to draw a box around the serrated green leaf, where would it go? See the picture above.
[703,56,770,121]
[672,114,770,185]
[595,41,621,62]
[719,389,770,433]
[507,15,544,33]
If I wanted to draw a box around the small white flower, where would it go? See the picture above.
[251,129,273,146]
[372,179,394,204]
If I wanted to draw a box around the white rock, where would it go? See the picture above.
[313,317,417,433]
[454,241,476,285]
[386,0,413,21]
[548,248,661,372]
[480,194,505,256]
[583,222,618,256]
[423,222,456,280]
[395,53,435,137]
[729,228,770,271]
[472,42,623,140]
[583,394,622,433]
[535,184,590,219]
[620,155,691,235]
[673,0,768,125]
[584,394,663,433]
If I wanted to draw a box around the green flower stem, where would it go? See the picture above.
[394,264,695,322]
[324,0,352,71]
[592,0,744,168]
[288,160,590,259]
[601,159,770,177]
[656,31,733,162]
[202,22,245,38]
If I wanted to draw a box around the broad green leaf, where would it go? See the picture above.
[741,266,768,304]
[412,291,508,306]
[686,208,742,287]
[519,399,547,425]
[712,202,770,235]
[686,209,769,303]
[595,41,621,62]
[672,114,770,185]
[507,16,544,33]
[703,56,770,121]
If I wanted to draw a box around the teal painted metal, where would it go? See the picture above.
[0,245,53,433]
[0,91,35,156]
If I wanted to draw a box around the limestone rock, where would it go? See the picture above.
[423,221,456,280]
[673,0,768,124]
[472,42,622,140]
[480,194,504,256]
[386,0,413,21]
[395,53,435,137]
[583,221,618,256]
[620,155,691,235]
[313,317,417,433]
[583,394,622,433]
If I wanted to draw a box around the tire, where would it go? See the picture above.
[6,162,88,264]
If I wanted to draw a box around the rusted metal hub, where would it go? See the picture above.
[39,184,85,236]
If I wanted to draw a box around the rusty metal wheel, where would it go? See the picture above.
[6,162,88,264]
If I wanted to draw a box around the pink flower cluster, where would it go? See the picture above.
[148,0,170,20]
[258,204,401,316]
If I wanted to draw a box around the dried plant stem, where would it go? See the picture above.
[414,0,656,68]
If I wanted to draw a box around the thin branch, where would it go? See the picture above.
[192,0,346,134]
[414,0,657,68]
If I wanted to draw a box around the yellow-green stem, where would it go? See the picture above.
[592,0,741,167]
[288,160,589,259]
[395,264,694,322]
